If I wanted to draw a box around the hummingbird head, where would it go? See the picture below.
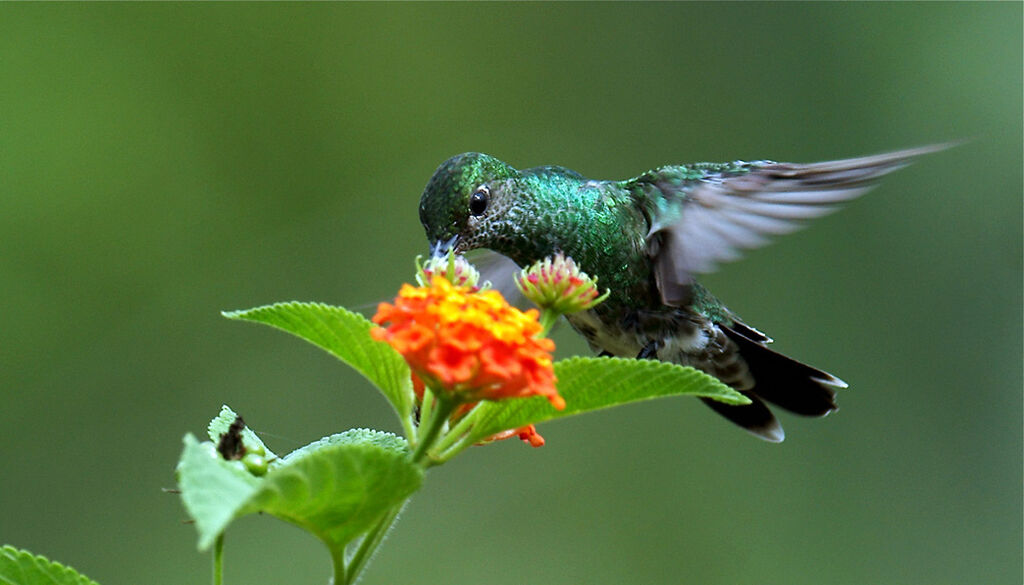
[419,153,519,256]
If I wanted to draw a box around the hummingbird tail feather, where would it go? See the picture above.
[697,323,844,442]
[700,394,785,443]
[724,323,842,414]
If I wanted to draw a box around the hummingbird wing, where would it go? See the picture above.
[468,249,532,309]
[643,144,951,306]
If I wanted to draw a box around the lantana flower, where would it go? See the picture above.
[415,253,483,290]
[486,424,547,448]
[371,276,564,410]
[515,253,610,316]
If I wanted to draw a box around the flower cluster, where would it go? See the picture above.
[371,276,564,410]
[515,253,609,315]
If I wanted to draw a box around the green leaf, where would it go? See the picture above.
[463,356,750,444]
[0,545,101,585]
[245,429,422,551]
[283,427,410,462]
[177,434,262,550]
[207,404,278,462]
[222,302,415,423]
[177,428,423,554]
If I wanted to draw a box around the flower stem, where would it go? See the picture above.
[539,309,560,337]
[410,390,455,465]
[400,401,418,444]
[419,389,436,435]
[434,435,473,464]
[431,402,486,461]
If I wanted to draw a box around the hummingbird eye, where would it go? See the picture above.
[469,188,489,217]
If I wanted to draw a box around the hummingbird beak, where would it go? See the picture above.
[430,235,460,258]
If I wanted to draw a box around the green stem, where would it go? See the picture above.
[401,414,418,444]
[331,544,347,585]
[212,533,224,585]
[418,389,436,436]
[410,391,455,465]
[539,309,560,336]
[431,402,485,458]
[434,435,473,464]
[343,504,403,584]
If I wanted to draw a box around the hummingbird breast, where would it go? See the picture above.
[565,305,756,391]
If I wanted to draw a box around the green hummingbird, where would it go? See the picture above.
[417,145,948,441]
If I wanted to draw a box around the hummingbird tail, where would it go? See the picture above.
[700,324,845,442]
[700,394,786,442]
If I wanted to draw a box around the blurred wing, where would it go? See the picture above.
[466,249,531,310]
[651,144,951,305]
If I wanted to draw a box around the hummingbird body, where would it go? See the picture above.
[418,145,947,441]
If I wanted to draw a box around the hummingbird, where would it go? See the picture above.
[417,145,948,442]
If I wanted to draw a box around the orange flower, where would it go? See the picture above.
[486,424,547,448]
[372,276,564,410]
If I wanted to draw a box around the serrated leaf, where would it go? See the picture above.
[284,428,409,463]
[207,404,278,462]
[177,434,262,550]
[177,429,423,554]
[222,302,415,422]
[0,545,101,585]
[464,356,750,444]
[241,430,422,550]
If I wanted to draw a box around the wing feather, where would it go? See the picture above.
[649,143,952,306]
[467,249,531,309]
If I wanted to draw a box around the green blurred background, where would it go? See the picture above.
[1,3,1020,584]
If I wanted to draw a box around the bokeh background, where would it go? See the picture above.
[1,3,1020,585]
